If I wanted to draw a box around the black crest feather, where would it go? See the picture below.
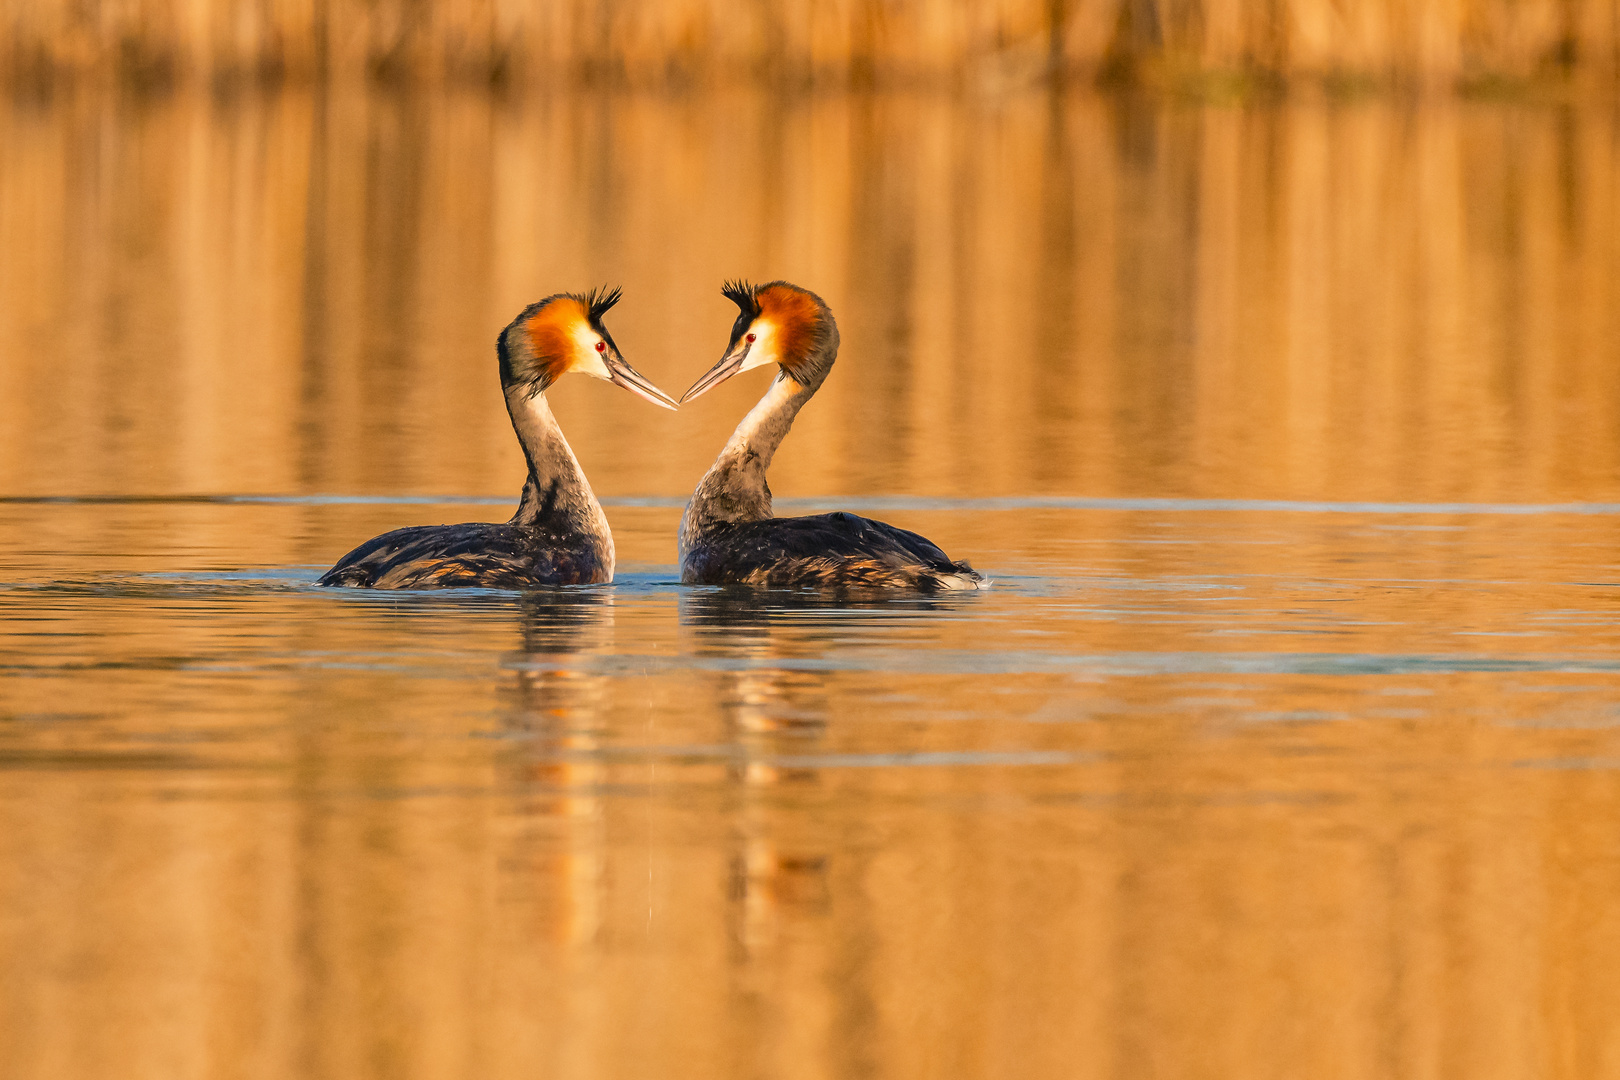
[721,279,760,319]
[583,285,622,327]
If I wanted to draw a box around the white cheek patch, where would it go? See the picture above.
[570,322,612,379]
[738,320,778,372]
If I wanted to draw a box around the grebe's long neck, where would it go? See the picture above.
[680,373,816,552]
[505,386,614,569]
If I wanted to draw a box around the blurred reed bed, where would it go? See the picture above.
[0,87,1617,507]
[0,0,1617,89]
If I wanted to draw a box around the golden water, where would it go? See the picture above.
[2,87,1620,1079]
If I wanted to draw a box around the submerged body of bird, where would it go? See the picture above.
[677,281,984,593]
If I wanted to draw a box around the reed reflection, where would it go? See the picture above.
[4,89,1619,509]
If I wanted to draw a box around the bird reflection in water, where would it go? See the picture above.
[681,589,947,956]
[500,589,614,946]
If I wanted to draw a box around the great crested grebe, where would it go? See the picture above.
[319,289,677,589]
[677,280,984,592]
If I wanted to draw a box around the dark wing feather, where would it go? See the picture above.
[683,512,982,591]
[318,523,608,589]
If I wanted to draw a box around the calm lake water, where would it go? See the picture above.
[3,85,1620,1078]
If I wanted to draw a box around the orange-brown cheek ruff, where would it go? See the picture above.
[522,298,590,386]
[754,285,824,382]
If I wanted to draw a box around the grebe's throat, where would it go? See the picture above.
[505,386,614,566]
[680,374,814,547]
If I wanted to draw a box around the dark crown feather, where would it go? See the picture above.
[583,285,622,326]
[721,279,760,319]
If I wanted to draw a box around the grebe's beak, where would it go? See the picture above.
[680,338,751,404]
[605,351,679,410]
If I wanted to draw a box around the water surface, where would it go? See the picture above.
[2,87,1620,1079]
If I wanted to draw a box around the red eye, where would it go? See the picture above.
[595,341,606,352]
[745,333,756,343]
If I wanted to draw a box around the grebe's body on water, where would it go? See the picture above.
[319,289,676,589]
[678,281,984,592]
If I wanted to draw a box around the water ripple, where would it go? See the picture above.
[10,493,1620,515]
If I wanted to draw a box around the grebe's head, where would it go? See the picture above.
[679,280,839,404]
[497,288,677,409]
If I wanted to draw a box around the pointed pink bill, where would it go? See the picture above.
[605,354,679,410]
[679,343,751,404]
